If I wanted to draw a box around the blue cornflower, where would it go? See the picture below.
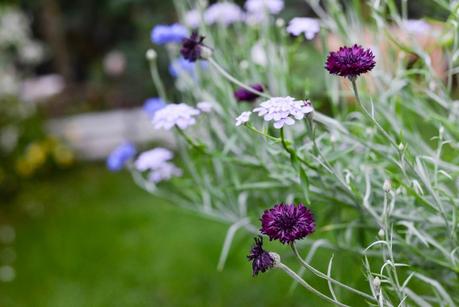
[143,97,166,118]
[151,23,189,45]
[106,142,136,172]
[169,57,208,78]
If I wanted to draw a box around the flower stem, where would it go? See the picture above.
[280,127,316,170]
[245,124,281,143]
[350,80,398,150]
[148,55,168,101]
[291,243,377,302]
[175,126,207,154]
[208,57,272,99]
[277,262,351,307]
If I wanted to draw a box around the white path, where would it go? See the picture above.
[46,108,175,160]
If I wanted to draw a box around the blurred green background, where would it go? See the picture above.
[0,0,450,306]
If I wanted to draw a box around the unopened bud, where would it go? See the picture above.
[398,143,404,151]
[378,229,385,238]
[146,49,157,61]
[383,179,391,193]
[269,252,281,268]
[276,18,285,28]
[200,46,213,60]
[240,60,249,70]
[373,277,381,292]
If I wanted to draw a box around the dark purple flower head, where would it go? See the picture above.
[247,236,275,276]
[180,32,210,62]
[325,44,375,79]
[234,84,264,102]
[260,203,315,244]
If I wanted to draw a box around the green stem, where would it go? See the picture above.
[277,262,351,307]
[350,80,398,150]
[175,126,207,154]
[291,243,377,302]
[280,127,316,170]
[245,124,281,143]
[148,56,167,101]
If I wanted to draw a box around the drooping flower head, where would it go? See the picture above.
[234,84,264,102]
[152,103,200,130]
[260,203,315,244]
[253,97,313,129]
[180,32,210,62]
[204,2,244,26]
[325,44,376,79]
[143,97,166,118]
[151,23,189,45]
[169,57,208,78]
[287,17,320,40]
[135,148,182,183]
[106,142,136,171]
[247,236,275,276]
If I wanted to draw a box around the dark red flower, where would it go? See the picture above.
[234,84,264,102]
[247,236,275,276]
[325,44,375,79]
[260,203,315,244]
[180,32,206,62]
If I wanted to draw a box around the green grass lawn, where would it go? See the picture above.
[0,164,343,307]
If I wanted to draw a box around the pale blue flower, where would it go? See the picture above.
[143,97,166,118]
[151,23,189,45]
[107,142,136,171]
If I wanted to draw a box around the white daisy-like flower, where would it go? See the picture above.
[184,9,202,28]
[148,162,183,183]
[135,148,174,171]
[204,2,244,26]
[244,0,284,15]
[235,111,252,126]
[253,97,313,129]
[152,103,200,130]
[197,101,213,113]
[286,17,320,40]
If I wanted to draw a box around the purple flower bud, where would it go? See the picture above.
[234,84,264,102]
[325,44,375,79]
[247,236,275,276]
[180,32,207,62]
[260,203,315,244]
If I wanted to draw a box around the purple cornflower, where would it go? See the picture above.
[143,97,166,118]
[260,203,315,244]
[247,236,275,276]
[106,142,136,171]
[234,84,264,102]
[325,44,375,79]
[151,23,189,45]
[180,32,210,62]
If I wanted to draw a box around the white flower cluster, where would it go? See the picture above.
[204,2,244,26]
[286,17,320,40]
[152,103,200,130]
[251,96,314,128]
[135,148,182,183]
